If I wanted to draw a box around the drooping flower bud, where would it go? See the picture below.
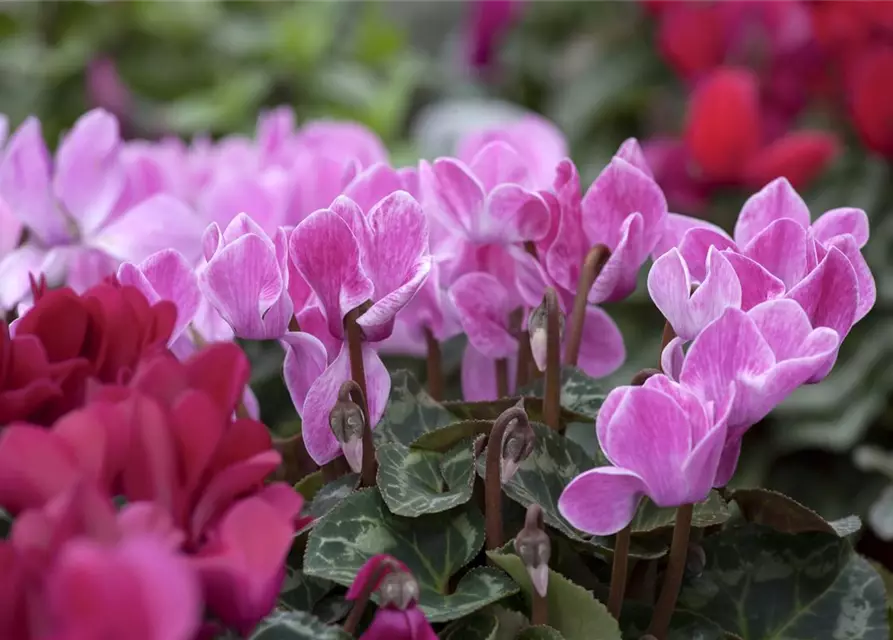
[515,504,551,597]
[528,295,564,372]
[378,570,421,610]
[329,382,366,473]
[500,404,536,484]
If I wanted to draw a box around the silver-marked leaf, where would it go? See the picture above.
[278,567,334,613]
[517,366,605,420]
[304,489,517,621]
[493,604,530,640]
[249,609,352,640]
[518,627,567,640]
[631,492,730,533]
[443,396,591,426]
[375,370,456,445]
[412,419,494,452]
[298,473,359,535]
[730,488,858,536]
[377,438,475,516]
[621,603,742,640]
[439,610,499,640]
[674,524,889,639]
[487,547,621,640]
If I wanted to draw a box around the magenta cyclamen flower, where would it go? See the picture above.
[286,191,431,464]
[0,110,204,310]
[662,299,841,485]
[199,214,294,340]
[558,375,732,535]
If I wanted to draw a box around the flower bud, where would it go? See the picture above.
[515,504,550,597]
[500,417,535,484]
[528,297,565,372]
[378,570,420,610]
[329,396,365,473]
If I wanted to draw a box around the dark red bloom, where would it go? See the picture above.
[4,282,175,424]
[848,45,893,158]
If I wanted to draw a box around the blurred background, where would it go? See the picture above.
[3,0,893,563]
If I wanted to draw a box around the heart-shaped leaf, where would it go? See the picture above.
[516,366,605,420]
[631,492,730,533]
[279,567,335,613]
[438,610,499,640]
[298,473,359,535]
[442,396,593,426]
[487,547,621,640]
[377,438,476,516]
[730,488,861,536]
[303,488,518,622]
[518,627,567,640]
[249,610,352,639]
[412,420,494,452]
[673,523,889,639]
[375,371,457,445]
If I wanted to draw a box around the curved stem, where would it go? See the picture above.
[607,525,631,621]
[543,288,561,432]
[647,503,694,639]
[495,358,510,398]
[485,406,529,550]
[423,326,443,401]
[345,309,376,487]
[343,562,396,635]
[565,244,611,366]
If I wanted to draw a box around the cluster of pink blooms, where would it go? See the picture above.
[642,1,893,213]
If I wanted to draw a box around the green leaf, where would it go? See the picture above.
[377,438,476,516]
[729,488,860,536]
[621,604,741,640]
[279,567,335,613]
[492,605,530,640]
[487,547,621,640]
[249,609,352,639]
[411,420,494,452]
[518,627,567,640]
[374,371,456,445]
[443,396,591,426]
[517,366,605,420]
[439,610,499,640]
[631,492,730,533]
[674,524,889,639]
[298,473,359,535]
[304,489,517,622]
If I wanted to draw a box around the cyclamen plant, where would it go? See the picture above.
[0,107,886,640]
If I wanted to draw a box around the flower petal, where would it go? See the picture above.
[722,251,785,311]
[460,343,517,402]
[0,245,47,310]
[343,163,404,214]
[615,138,653,178]
[573,306,626,378]
[480,184,551,244]
[824,234,875,322]
[587,213,645,303]
[449,273,517,359]
[785,246,858,337]
[742,218,810,289]
[281,331,329,414]
[558,467,648,536]
[651,212,730,260]
[426,158,485,236]
[734,177,811,247]
[812,207,870,248]
[677,227,737,282]
[469,141,531,192]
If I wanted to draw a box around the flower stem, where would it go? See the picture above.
[532,589,548,626]
[495,358,509,397]
[345,308,376,487]
[647,503,694,639]
[564,244,611,367]
[607,525,631,621]
[485,406,529,550]
[543,288,561,432]
[423,326,443,401]
[515,330,533,389]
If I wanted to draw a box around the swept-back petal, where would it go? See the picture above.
[734,177,811,247]
[449,273,517,359]
[558,467,648,536]
[812,207,869,248]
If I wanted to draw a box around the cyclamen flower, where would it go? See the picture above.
[286,191,431,464]
[558,375,732,535]
[0,110,204,310]
[199,214,294,340]
[662,299,841,485]
[0,483,201,640]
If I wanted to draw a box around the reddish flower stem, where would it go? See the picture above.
[495,358,509,397]
[565,244,611,367]
[647,503,694,639]
[485,406,529,550]
[515,330,533,389]
[345,308,376,487]
[543,288,561,432]
[423,326,443,401]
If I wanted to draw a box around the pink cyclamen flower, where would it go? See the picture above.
[662,299,841,485]
[286,191,431,464]
[558,374,732,535]
[199,213,294,340]
[673,178,873,336]
[0,110,204,310]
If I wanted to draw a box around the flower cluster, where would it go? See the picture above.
[642,1,893,211]
[559,176,874,535]
[0,283,307,637]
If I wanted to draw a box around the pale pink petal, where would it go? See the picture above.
[543,160,586,293]
[481,184,551,244]
[117,249,201,342]
[677,227,738,282]
[651,213,730,260]
[742,218,810,289]
[785,246,858,337]
[812,207,869,248]
[192,296,235,343]
[53,109,124,236]
[281,331,329,413]
[0,244,47,310]
[647,248,694,336]
[684,247,742,338]
[824,234,875,322]
[722,251,785,311]
[558,467,648,536]
[660,337,685,381]
[469,141,531,192]
[357,191,431,342]
[733,177,811,247]
[295,120,388,168]
[0,117,69,244]
[66,247,119,292]
[0,197,23,258]
[587,213,645,303]
[682,404,730,498]
[289,209,373,340]
[198,172,286,231]
[615,138,653,177]
[714,438,743,487]
[450,273,517,359]
[581,156,668,256]
[573,306,626,378]
[343,163,404,213]
[427,158,485,235]
[91,194,205,264]
[460,343,517,402]
[300,342,389,465]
